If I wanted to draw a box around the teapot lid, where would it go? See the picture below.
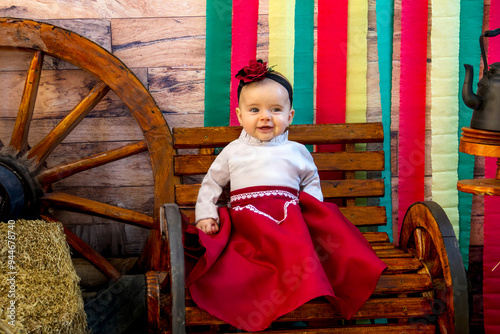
[490,62,500,72]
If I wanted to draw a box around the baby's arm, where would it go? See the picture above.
[299,145,324,201]
[194,146,231,233]
[196,218,220,235]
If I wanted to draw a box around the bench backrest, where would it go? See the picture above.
[171,122,386,229]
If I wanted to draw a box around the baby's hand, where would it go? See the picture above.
[195,218,219,235]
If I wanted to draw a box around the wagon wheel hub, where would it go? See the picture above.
[0,149,42,221]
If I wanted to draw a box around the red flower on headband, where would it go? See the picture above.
[235,59,273,83]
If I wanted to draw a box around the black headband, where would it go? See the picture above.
[237,73,293,106]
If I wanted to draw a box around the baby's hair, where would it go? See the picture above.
[235,60,293,106]
[237,73,293,107]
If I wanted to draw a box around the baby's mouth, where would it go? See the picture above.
[258,126,273,131]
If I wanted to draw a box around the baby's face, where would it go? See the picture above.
[236,79,294,142]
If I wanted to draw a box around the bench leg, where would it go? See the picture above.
[146,204,186,334]
[164,203,186,334]
[146,271,161,333]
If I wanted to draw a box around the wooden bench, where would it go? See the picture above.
[146,122,469,334]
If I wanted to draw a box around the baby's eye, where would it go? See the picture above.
[271,108,283,113]
[249,108,259,113]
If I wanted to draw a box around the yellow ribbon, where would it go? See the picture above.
[269,0,295,86]
[346,0,368,123]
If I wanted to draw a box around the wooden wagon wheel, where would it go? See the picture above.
[0,18,175,279]
[399,201,469,334]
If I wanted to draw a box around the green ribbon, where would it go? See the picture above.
[458,0,483,269]
[376,0,394,242]
[205,0,233,127]
[293,0,315,125]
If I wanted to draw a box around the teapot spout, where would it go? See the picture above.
[462,64,483,110]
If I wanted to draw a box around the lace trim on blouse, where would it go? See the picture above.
[238,129,289,146]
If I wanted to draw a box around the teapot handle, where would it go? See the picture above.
[480,28,500,76]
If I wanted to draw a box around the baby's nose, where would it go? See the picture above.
[260,110,272,119]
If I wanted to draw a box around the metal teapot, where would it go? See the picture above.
[463,28,500,132]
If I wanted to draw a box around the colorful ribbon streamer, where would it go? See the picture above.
[316,0,348,126]
[204,0,232,127]
[229,0,259,126]
[397,0,428,237]
[430,0,460,238]
[376,0,394,241]
[346,0,368,206]
[458,0,483,268]
[484,1,500,330]
[269,0,295,83]
[346,0,368,123]
[293,0,315,125]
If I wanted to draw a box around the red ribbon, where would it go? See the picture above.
[316,0,347,127]
[229,1,259,126]
[484,2,500,331]
[315,0,347,156]
[397,0,428,239]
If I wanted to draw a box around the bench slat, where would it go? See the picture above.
[338,206,386,226]
[362,232,390,243]
[374,273,433,295]
[174,155,215,175]
[382,257,424,274]
[375,248,414,258]
[174,151,384,175]
[313,151,384,171]
[185,297,433,325]
[322,179,385,198]
[371,242,396,250]
[173,123,384,148]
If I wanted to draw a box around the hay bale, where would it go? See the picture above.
[0,219,87,334]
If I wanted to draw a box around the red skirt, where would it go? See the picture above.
[185,186,387,332]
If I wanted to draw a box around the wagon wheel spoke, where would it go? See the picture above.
[37,140,148,186]
[413,228,428,260]
[412,227,442,278]
[64,227,122,280]
[41,214,121,280]
[28,81,111,165]
[42,192,156,229]
[10,51,44,152]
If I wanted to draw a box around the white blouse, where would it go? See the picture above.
[195,129,323,222]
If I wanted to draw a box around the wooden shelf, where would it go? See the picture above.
[457,179,500,196]
[460,140,500,158]
[460,127,500,157]
[459,127,500,195]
